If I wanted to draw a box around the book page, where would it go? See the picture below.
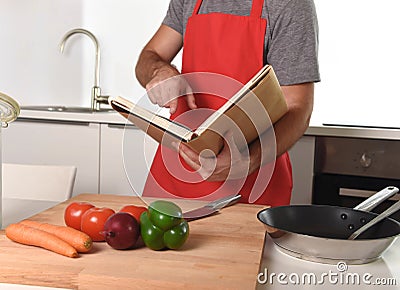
[110,96,194,141]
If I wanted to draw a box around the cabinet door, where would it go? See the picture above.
[2,119,100,196]
[99,124,157,196]
[288,136,315,204]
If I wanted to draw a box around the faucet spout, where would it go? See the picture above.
[60,28,100,88]
[60,28,108,111]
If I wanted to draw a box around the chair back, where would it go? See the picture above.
[2,163,77,201]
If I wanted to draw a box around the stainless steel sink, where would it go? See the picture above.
[21,105,114,113]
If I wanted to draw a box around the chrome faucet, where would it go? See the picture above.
[60,28,109,111]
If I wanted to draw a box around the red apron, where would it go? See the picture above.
[143,0,292,206]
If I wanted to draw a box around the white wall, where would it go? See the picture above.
[312,0,400,128]
[0,0,84,106]
[81,1,170,105]
[0,0,169,107]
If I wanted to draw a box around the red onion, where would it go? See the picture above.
[103,212,140,250]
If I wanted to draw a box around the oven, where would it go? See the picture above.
[312,136,400,221]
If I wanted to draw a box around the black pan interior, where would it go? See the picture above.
[258,205,400,239]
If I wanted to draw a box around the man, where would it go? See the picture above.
[135,0,320,205]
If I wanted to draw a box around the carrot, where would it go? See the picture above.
[19,220,93,253]
[5,223,78,258]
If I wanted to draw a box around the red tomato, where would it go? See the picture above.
[81,207,115,242]
[119,205,147,222]
[64,202,95,230]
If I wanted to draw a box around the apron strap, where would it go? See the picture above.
[192,0,203,16]
[193,0,264,18]
[250,0,265,18]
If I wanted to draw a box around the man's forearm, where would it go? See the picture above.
[135,25,184,89]
[274,107,311,155]
[135,50,170,88]
[248,108,311,174]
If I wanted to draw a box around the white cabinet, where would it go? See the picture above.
[288,135,315,204]
[2,118,158,198]
[2,119,100,197]
[99,124,157,196]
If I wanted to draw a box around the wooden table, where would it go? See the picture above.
[0,194,267,290]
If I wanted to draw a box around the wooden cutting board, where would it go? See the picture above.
[0,194,267,290]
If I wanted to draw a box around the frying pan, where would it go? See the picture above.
[257,186,400,264]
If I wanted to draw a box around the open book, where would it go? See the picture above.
[110,65,288,156]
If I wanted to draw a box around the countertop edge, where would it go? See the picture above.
[17,109,400,140]
[305,125,400,140]
[18,109,129,125]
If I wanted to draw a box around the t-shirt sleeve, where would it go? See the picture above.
[162,0,184,35]
[267,0,320,85]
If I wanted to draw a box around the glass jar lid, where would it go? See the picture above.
[0,92,20,126]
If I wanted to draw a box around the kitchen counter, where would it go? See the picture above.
[18,108,127,125]
[1,194,399,289]
[0,194,266,289]
[305,123,400,141]
[18,109,400,140]
[258,236,400,290]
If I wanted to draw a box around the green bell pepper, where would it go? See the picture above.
[140,200,189,250]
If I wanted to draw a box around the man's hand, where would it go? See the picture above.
[178,131,252,182]
[135,25,197,114]
[146,65,197,115]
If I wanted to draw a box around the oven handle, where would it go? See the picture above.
[346,186,400,212]
[339,188,400,201]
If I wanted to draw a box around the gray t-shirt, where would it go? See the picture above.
[163,0,320,85]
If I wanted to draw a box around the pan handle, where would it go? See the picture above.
[353,186,399,212]
[349,198,400,239]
